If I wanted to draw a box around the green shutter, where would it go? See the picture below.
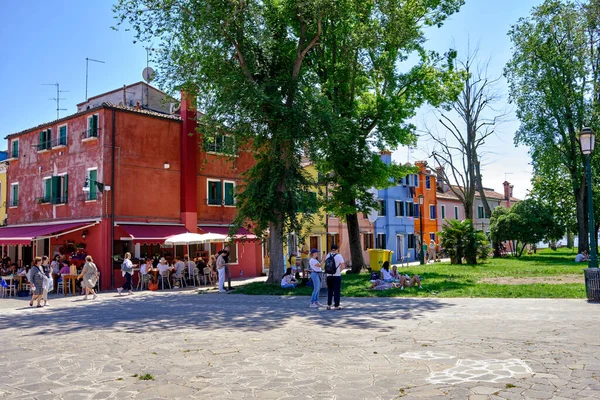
[39,131,45,150]
[12,185,18,206]
[12,141,18,157]
[47,128,52,148]
[309,192,317,213]
[224,182,234,205]
[59,126,67,145]
[89,170,97,200]
[90,115,98,137]
[44,179,51,202]
[216,181,222,204]
[63,175,68,203]
[51,176,61,204]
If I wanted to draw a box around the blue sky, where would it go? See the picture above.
[0,0,542,198]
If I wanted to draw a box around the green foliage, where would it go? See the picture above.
[490,199,564,257]
[504,0,600,251]
[438,219,489,264]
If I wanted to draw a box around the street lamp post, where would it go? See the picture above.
[418,194,425,265]
[580,127,598,268]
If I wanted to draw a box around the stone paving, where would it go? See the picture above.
[0,288,599,399]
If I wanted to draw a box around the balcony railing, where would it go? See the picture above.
[51,195,68,205]
[8,199,18,207]
[36,137,68,151]
[81,128,99,140]
[36,196,51,204]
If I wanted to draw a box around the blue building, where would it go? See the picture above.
[374,153,418,263]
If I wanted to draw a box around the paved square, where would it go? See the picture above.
[0,290,599,399]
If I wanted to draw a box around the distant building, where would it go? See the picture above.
[414,161,439,246]
[0,150,7,226]
[76,82,177,114]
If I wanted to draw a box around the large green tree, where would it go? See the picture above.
[309,0,463,272]
[114,0,326,284]
[505,0,600,253]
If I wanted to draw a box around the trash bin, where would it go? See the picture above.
[584,268,600,302]
[368,249,394,272]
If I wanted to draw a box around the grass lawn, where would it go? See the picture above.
[235,248,588,298]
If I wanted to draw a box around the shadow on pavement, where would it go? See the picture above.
[0,291,453,335]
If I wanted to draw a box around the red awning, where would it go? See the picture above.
[198,226,257,239]
[0,221,98,246]
[118,224,189,244]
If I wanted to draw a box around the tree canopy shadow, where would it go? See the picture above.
[0,291,454,336]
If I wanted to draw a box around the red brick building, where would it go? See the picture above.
[1,85,262,290]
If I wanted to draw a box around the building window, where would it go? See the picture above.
[228,243,238,263]
[87,169,98,200]
[224,181,235,206]
[363,233,374,250]
[395,201,404,217]
[454,206,459,220]
[204,133,235,155]
[38,129,52,151]
[441,205,446,219]
[51,175,68,204]
[429,204,436,219]
[406,202,415,217]
[376,233,386,249]
[477,206,490,219]
[86,114,99,139]
[415,203,420,218]
[58,124,67,146]
[41,177,51,203]
[415,174,419,187]
[207,180,222,205]
[11,140,19,158]
[377,200,386,216]
[430,233,436,242]
[9,183,18,207]
[426,175,431,189]
[407,234,415,249]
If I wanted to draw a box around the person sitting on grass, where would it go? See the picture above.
[380,262,398,283]
[390,265,403,281]
[399,274,422,290]
[369,279,401,291]
[281,268,298,289]
[575,251,589,262]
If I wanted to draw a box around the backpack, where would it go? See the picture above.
[324,253,338,275]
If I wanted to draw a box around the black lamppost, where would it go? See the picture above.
[418,194,425,265]
[580,127,597,268]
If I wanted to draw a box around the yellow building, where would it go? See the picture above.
[0,150,7,226]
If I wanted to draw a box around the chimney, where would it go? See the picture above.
[435,166,444,190]
[503,181,511,207]
[135,101,141,111]
[180,90,199,232]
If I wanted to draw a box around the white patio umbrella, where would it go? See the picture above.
[164,232,228,258]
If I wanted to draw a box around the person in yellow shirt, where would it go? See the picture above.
[299,243,310,277]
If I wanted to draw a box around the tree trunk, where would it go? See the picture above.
[566,231,574,249]
[464,200,473,221]
[346,212,365,273]
[266,220,285,284]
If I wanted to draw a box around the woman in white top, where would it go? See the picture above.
[157,257,170,274]
[380,262,397,282]
[117,252,135,295]
[280,268,298,289]
[309,248,323,308]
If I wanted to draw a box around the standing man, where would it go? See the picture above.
[325,244,345,310]
[221,245,233,290]
[216,249,227,293]
[300,242,310,278]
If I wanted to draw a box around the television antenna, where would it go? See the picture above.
[42,83,68,119]
[86,57,105,100]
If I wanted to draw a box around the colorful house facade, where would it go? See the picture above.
[414,161,439,246]
[374,152,418,263]
[0,84,262,289]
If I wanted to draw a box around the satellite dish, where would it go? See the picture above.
[142,67,155,83]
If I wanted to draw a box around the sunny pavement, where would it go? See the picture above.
[0,285,599,400]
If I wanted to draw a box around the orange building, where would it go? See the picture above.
[0,84,262,290]
[414,161,438,249]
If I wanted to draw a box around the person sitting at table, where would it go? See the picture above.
[7,263,16,275]
[157,257,171,275]
[0,263,8,275]
[140,258,153,275]
[280,268,298,289]
[59,261,71,276]
[17,265,27,276]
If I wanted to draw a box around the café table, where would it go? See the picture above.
[62,275,78,296]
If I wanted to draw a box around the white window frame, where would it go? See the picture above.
[204,133,237,156]
[42,176,51,203]
[55,172,68,206]
[85,114,99,140]
[223,180,236,207]
[227,242,239,265]
[441,204,446,219]
[454,206,459,220]
[429,204,436,220]
[10,139,19,159]
[207,179,222,206]
[57,123,68,147]
[9,183,18,208]
[86,168,98,202]
[478,205,485,219]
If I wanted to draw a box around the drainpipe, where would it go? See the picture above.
[110,109,116,288]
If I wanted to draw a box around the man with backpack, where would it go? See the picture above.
[324,244,345,310]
